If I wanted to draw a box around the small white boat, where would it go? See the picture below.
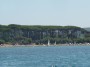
[48,39,50,46]
[54,41,56,45]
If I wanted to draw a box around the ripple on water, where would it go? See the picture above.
[0,46,90,67]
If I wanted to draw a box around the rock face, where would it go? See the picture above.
[0,24,89,45]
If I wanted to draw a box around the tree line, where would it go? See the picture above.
[0,24,90,45]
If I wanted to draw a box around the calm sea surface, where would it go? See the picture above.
[0,46,90,67]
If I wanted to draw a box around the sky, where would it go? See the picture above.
[0,0,90,27]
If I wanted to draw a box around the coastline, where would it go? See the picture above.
[0,43,90,47]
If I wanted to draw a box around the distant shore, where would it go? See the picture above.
[0,43,90,47]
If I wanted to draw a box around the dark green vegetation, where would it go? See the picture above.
[0,24,90,45]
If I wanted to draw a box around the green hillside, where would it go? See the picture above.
[0,24,90,45]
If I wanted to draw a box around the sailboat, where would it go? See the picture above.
[48,39,50,46]
[54,41,56,45]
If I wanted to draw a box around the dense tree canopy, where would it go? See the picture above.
[0,24,89,45]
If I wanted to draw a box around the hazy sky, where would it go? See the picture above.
[0,0,90,27]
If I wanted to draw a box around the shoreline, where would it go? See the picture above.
[0,43,90,47]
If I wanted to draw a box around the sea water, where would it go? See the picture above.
[0,46,90,67]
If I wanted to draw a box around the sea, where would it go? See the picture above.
[0,46,90,67]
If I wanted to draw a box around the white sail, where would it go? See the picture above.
[54,41,56,45]
[48,39,50,46]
